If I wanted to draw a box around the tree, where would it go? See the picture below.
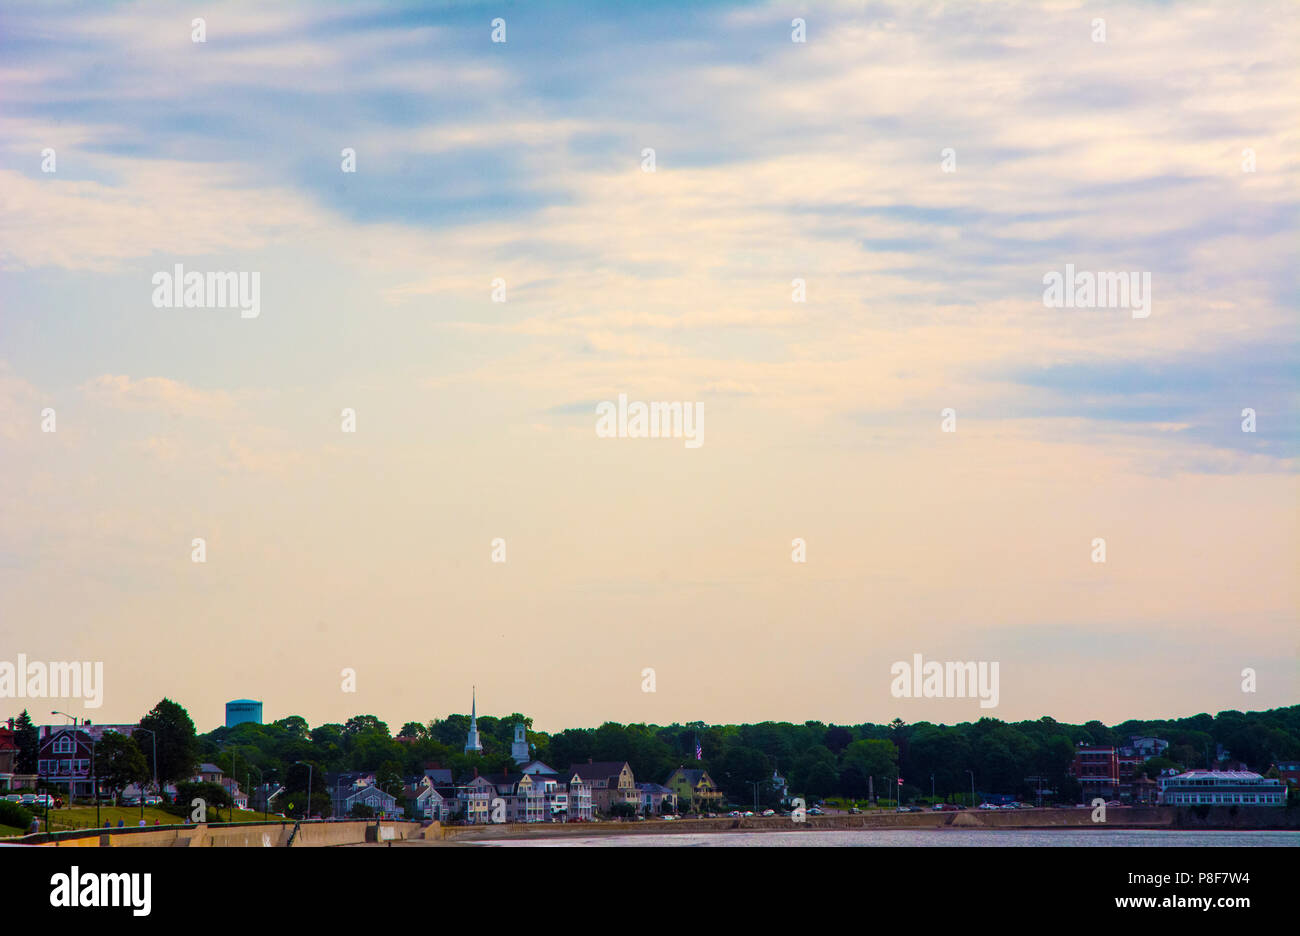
[139,698,199,788]
[842,739,898,780]
[96,731,148,802]
[12,710,38,773]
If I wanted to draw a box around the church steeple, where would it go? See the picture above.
[464,686,483,755]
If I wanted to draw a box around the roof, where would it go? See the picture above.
[669,768,712,786]
[636,783,673,794]
[197,763,223,774]
[567,761,630,782]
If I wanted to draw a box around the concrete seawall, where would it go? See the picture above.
[20,820,423,847]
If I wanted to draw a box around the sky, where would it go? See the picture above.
[0,0,1296,734]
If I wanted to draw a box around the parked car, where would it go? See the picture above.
[3,794,20,803]
[144,795,162,805]
[18,794,36,806]
[978,802,1000,810]
[849,806,862,814]
[807,807,824,815]
[761,809,776,817]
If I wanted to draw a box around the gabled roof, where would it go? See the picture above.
[567,761,630,782]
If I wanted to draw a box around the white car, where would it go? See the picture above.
[18,795,37,806]
[978,803,1000,810]
[761,809,776,817]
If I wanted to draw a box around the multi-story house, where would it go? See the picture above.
[1157,770,1285,806]
[1272,762,1300,788]
[36,727,95,798]
[568,760,637,814]
[0,727,17,791]
[342,782,400,818]
[457,772,496,823]
[664,767,723,813]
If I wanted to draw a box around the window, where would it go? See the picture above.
[54,736,75,754]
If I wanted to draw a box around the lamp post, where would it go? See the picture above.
[747,780,761,814]
[247,765,264,820]
[295,760,313,820]
[966,769,975,809]
[134,727,157,820]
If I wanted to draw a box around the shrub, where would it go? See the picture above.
[0,800,35,829]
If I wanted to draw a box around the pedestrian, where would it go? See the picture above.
[28,816,40,835]
[116,818,124,828]
[139,818,147,827]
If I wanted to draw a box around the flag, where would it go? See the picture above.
[694,737,702,761]
[898,777,904,786]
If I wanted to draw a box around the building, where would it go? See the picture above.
[1272,762,1300,788]
[567,760,637,815]
[511,723,530,765]
[457,772,495,823]
[1157,770,1285,806]
[664,767,723,813]
[1069,744,1119,801]
[36,728,96,797]
[636,782,677,815]
[342,783,400,818]
[1119,736,1169,759]
[225,699,263,728]
[0,727,17,791]
[464,688,483,755]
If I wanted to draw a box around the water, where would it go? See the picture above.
[478,829,1299,847]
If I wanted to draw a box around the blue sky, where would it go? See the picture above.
[0,0,1296,730]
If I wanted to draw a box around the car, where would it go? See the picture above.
[761,809,776,817]
[807,807,824,816]
[742,811,754,817]
[1105,800,1123,807]
[3,794,20,803]
[849,806,862,814]
[661,815,678,821]
[978,802,999,810]
[121,796,141,806]
[144,796,162,805]
[728,810,742,818]
[18,795,36,806]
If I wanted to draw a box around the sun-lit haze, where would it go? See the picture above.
[1,0,1296,733]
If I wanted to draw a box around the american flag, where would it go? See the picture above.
[898,777,904,786]
[694,737,702,761]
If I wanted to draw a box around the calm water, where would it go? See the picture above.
[479,829,1299,847]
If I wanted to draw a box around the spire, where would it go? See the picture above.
[464,686,483,755]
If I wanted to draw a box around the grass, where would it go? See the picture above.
[0,824,27,838]
[47,805,286,831]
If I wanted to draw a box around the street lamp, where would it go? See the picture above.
[966,769,975,809]
[134,727,157,820]
[746,780,762,814]
[294,761,313,820]
[247,765,264,821]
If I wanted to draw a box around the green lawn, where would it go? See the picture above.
[47,805,284,831]
[0,824,26,838]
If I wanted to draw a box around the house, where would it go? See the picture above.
[0,728,17,791]
[1119,736,1169,760]
[1272,762,1300,787]
[664,767,723,813]
[342,783,399,817]
[561,770,593,821]
[636,782,677,815]
[1157,770,1285,806]
[36,728,95,797]
[457,772,496,824]
[567,760,637,814]
[412,778,455,822]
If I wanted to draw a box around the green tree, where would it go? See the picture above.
[12,710,39,773]
[96,731,148,802]
[139,698,199,788]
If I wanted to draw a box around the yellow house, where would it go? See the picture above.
[665,767,723,813]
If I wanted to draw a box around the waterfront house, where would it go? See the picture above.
[1069,744,1120,802]
[664,767,723,813]
[35,728,94,798]
[568,760,637,815]
[636,782,677,815]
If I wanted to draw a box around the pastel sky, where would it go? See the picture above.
[1,0,1296,733]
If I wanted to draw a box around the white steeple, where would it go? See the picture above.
[464,686,483,755]
[511,723,529,765]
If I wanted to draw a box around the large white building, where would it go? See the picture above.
[464,688,483,755]
[1157,770,1285,806]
